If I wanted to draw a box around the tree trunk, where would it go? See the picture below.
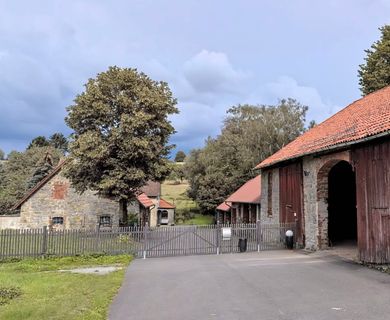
[119,199,128,226]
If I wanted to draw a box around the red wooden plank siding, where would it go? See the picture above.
[352,138,390,263]
[279,162,304,245]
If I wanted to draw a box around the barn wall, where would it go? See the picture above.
[260,167,280,223]
[279,162,304,245]
[352,138,390,263]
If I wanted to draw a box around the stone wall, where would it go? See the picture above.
[302,150,351,250]
[19,173,122,229]
[260,167,280,224]
[0,215,21,229]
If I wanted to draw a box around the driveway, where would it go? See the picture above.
[109,251,390,320]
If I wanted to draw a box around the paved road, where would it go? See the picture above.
[109,251,390,320]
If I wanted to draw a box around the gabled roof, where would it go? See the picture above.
[136,193,154,208]
[12,159,66,210]
[225,175,261,204]
[158,198,175,209]
[12,159,160,210]
[257,86,390,169]
[216,202,230,212]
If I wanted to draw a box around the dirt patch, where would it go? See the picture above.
[59,266,122,275]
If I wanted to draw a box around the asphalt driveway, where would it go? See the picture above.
[109,251,390,320]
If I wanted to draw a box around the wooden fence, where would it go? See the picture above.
[0,222,297,259]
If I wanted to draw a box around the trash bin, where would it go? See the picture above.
[238,238,247,252]
[285,230,294,249]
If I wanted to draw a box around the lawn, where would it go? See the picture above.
[0,254,132,320]
[161,180,213,225]
[180,213,214,225]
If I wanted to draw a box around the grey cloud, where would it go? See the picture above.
[183,50,250,95]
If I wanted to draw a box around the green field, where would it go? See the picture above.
[0,255,132,320]
[161,180,213,225]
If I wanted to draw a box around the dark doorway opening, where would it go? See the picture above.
[328,161,357,246]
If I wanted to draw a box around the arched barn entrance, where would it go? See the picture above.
[317,160,357,248]
[328,161,357,245]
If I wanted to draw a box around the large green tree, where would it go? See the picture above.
[65,66,178,221]
[358,25,390,95]
[185,99,309,213]
[0,147,62,214]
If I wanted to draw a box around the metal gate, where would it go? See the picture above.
[138,222,297,258]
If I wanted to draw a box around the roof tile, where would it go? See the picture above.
[257,86,390,168]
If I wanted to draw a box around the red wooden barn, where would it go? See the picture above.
[256,86,390,263]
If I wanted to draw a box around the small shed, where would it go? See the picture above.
[217,176,261,224]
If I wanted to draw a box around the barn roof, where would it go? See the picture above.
[225,175,261,204]
[158,198,175,209]
[216,202,230,212]
[256,86,390,169]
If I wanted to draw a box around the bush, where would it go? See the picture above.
[0,286,22,305]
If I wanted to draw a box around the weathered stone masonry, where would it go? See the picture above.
[19,173,121,229]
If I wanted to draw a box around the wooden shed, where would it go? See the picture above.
[216,176,261,224]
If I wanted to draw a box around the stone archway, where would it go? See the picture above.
[317,159,357,248]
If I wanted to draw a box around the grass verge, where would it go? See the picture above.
[0,254,132,320]
[180,214,214,225]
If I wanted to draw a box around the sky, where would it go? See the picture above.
[0,0,389,156]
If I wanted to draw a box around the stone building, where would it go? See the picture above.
[256,86,390,263]
[3,162,171,230]
[216,175,261,224]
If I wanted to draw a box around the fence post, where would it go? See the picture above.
[216,211,220,255]
[41,226,48,258]
[256,220,261,252]
[143,225,148,259]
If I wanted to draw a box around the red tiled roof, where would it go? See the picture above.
[137,193,154,208]
[158,198,175,209]
[257,86,390,169]
[216,202,230,212]
[225,175,261,204]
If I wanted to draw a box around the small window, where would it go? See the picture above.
[52,217,64,225]
[161,210,168,219]
[99,215,112,227]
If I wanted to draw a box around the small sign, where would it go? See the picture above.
[222,227,232,240]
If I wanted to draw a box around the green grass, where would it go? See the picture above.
[161,180,213,225]
[180,214,214,225]
[0,254,132,320]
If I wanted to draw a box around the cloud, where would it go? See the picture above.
[249,76,341,124]
[183,50,249,95]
